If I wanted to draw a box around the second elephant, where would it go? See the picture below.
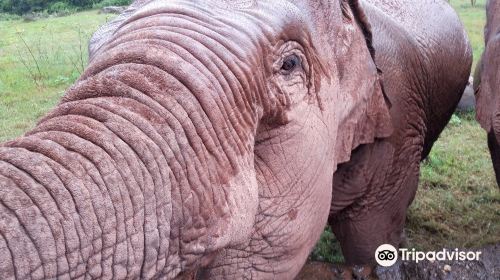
[475,0,500,187]
[329,0,472,268]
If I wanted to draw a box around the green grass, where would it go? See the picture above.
[310,228,345,263]
[450,0,487,70]
[408,112,499,250]
[0,10,115,141]
[0,1,498,264]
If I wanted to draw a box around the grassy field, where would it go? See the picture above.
[0,10,115,141]
[0,0,498,263]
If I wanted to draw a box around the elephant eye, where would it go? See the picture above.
[281,54,301,73]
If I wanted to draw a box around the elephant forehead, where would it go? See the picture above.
[129,0,307,39]
[139,0,257,10]
[138,0,301,16]
[207,0,256,10]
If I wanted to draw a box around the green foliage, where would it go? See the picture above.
[0,0,130,15]
[0,0,45,14]
[449,114,462,126]
[47,1,76,14]
[92,0,130,9]
[310,228,344,263]
[68,0,94,7]
[0,11,20,20]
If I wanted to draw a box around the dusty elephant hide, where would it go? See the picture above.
[475,0,500,187]
[0,0,395,279]
[329,0,472,268]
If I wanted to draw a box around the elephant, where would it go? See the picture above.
[475,0,500,187]
[328,0,472,272]
[0,0,395,279]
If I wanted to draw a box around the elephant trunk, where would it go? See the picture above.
[0,30,261,279]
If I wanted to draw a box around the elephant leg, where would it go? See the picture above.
[488,131,500,187]
[330,140,421,270]
[329,206,406,266]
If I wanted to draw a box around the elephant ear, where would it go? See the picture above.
[334,0,393,164]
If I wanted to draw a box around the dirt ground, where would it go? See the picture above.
[296,244,499,280]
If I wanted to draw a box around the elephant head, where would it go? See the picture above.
[0,0,392,279]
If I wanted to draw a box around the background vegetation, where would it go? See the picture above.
[0,10,114,139]
[0,0,130,15]
[0,0,498,264]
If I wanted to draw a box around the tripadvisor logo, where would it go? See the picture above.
[375,244,398,267]
[375,244,483,267]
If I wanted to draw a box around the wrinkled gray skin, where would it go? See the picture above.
[0,0,393,279]
[475,0,500,187]
[329,0,472,267]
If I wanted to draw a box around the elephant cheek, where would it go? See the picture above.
[251,121,335,276]
[258,175,333,278]
[222,164,259,247]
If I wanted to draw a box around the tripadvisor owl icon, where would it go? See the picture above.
[375,244,398,267]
